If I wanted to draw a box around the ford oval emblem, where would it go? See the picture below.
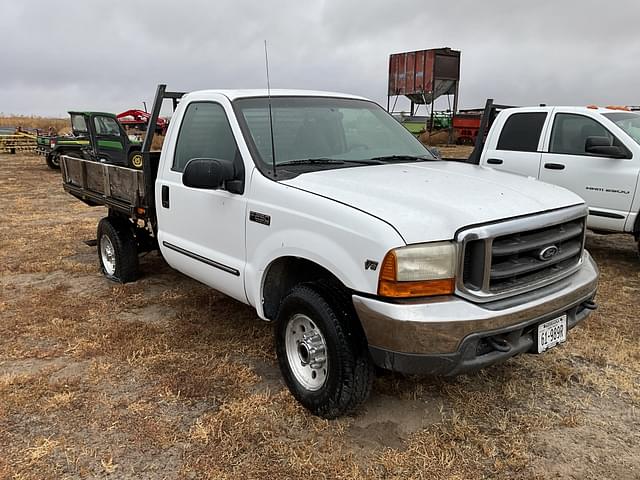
[538,245,559,261]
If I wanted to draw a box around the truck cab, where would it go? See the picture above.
[480,106,640,249]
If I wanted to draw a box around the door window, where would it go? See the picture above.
[496,112,547,152]
[173,102,240,173]
[94,116,121,136]
[549,113,621,155]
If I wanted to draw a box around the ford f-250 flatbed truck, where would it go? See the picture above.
[60,85,599,418]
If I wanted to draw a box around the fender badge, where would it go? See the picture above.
[365,260,378,271]
[249,211,271,226]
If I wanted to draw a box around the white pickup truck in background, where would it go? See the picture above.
[479,106,640,253]
[60,85,599,418]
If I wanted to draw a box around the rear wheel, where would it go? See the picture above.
[128,151,143,169]
[97,217,139,283]
[275,283,374,418]
[46,152,60,169]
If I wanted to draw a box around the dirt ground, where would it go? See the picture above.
[1,153,638,479]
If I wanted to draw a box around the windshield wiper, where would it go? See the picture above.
[277,158,345,166]
[278,158,384,166]
[369,155,432,162]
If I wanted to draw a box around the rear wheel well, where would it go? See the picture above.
[262,257,349,321]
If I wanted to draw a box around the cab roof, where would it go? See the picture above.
[506,105,638,115]
[68,111,117,117]
[184,89,369,102]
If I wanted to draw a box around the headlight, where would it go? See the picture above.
[378,241,457,298]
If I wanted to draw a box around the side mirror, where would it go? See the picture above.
[585,136,627,158]
[585,136,610,149]
[182,158,235,190]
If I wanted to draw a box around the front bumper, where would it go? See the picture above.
[353,251,599,376]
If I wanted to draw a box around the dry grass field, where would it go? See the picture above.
[1,152,638,479]
[0,116,70,134]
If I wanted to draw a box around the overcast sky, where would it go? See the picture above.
[2,0,639,117]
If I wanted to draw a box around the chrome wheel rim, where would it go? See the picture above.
[285,313,328,391]
[52,155,60,167]
[100,234,116,276]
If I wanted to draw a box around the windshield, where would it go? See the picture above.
[603,112,640,146]
[233,96,434,174]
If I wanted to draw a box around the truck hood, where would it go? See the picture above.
[282,161,584,244]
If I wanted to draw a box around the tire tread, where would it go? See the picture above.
[97,217,139,283]
[276,282,374,418]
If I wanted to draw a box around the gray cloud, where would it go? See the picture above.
[2,0,639,116]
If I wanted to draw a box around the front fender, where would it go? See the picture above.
[245,228,379,319]
[244,171,406,319]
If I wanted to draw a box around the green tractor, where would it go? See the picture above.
[44,111,143,170]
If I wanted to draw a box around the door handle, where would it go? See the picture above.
[161,185,169,208]
[486,158,503,165]
[544,163,565,170]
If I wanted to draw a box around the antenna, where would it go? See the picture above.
[264,40,277,178]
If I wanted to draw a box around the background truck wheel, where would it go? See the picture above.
[275,283,374,418]
[97,217,139,283]
[46,153,60,169]
[128,151,143,169]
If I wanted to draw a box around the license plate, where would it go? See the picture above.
[537,315,567,353]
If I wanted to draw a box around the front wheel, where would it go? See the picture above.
[275,284,374,418]
[97,217,139,283]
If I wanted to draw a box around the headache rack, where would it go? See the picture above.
[456,205,587,303]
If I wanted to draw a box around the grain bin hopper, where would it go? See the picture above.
[387,47,460,138]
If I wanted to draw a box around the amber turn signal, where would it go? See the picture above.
[378,277,455,297]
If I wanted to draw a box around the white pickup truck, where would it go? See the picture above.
[60,85,599,418]
[479,106,640,252]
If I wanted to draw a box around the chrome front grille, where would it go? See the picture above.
[457,205,587,302]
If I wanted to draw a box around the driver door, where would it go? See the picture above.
[156,99,248,302]
[91,115,126,165]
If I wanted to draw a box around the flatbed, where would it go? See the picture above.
[61,156,150,218]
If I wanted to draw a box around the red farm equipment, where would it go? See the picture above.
[453,104,513,145]
[452,112,483,145]
[116,110,168,136]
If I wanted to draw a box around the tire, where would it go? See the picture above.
[97,217,139,283]
[46,152,60,169]
[128,150,143,169]
[275,283,374,418]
